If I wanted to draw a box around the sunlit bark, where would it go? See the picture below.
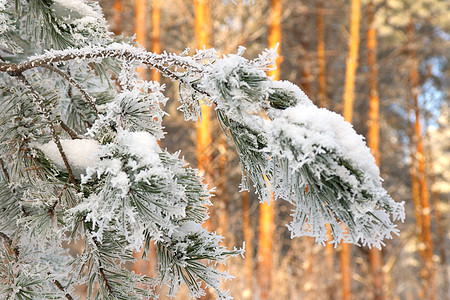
[151,0,161,81]
[317,0,326,108]
[258,2,281,299]
[195,2,213,297]
[408,19,435,300]
[242,190,254,299]
[425,121,449,300]
[341,0,361,299]
[366,2,384,299]
[135,0,148,79]
[111,0,122,35]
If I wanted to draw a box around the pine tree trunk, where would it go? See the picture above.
[317,0,327,108]
[301,64,311,97]
[258,1,281,299]
[217,141,230,245]
[342,0,360,123]
[242,190,254,299]
[408,100,424,264]
[194,0,212,220]
[366,2,384,299]
[135,0,148,80]
[194,2,213,297]
[112,0,122,35]
[408,19,436,300]
[317,4,334,297]
[425,128,450,300]
[132,0,152,279]
[151,0,161,82]
[325,223,336,300]
[341,0,361,299]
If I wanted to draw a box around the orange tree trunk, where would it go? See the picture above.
[425,123,449,299]
[408,20,436,300]
[242,190,254,299]
[151,0,161,82]
[366,2,384,299]
[194,0,213,228]
[317,0,327,108]
[408,19,436,299]
[217,141,230,246]
[112,0,122,35]
[341,0,361,299]
[258,1,281,299]
[135,0,148,80]
[133,0,154,278]
[301,64,311,97]
[194,3,213,297]
[317,3,334,297]
[407,95,424,264]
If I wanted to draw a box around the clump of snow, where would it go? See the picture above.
[53,0,100,19]
[35,139,100,178]
[117,130,160,167]
[269,80,314,107]
[271,104,380,180]
[172,220,205,240]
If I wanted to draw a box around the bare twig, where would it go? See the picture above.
[52,278,75,300]
[14,74,77,185]
[59,120,82,140]
[0,231,19,257]
[0,158,10,182]
[44,64,99,116]
[91,235,114,295]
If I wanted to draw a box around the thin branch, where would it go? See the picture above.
[0,44,209,95]
[59,120,83,140]
[0,158,29,216]
[91,236,114,295]
[44,64,99,116]
[0,158,10,182]
[52,278,75,300]
[14,74,77,185]
[0,44,204,76]
[0,231,20,257]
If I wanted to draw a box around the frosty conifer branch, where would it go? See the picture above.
[15,74,77,185]
[43,64,99,116]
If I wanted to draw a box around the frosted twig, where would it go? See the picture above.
[44,64,99,116]
[15,74,77,185]
[0,44,210,96]
[59,120,83,140]
[0,158,10,182]
[0,231,19,257]
[0,44,203,76]
[52,278,75,300]
[91,235,114,294]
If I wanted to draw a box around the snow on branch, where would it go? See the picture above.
[201,54,405,249]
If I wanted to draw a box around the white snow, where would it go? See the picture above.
[117,130,161,167]
[53,0,100,19]
[35,139,100,178]
[172,220,205,240]
[273,104,380,180]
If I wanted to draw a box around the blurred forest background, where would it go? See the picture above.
[93,0,449,299]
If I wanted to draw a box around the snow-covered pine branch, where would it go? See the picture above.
[0,0,404,299]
